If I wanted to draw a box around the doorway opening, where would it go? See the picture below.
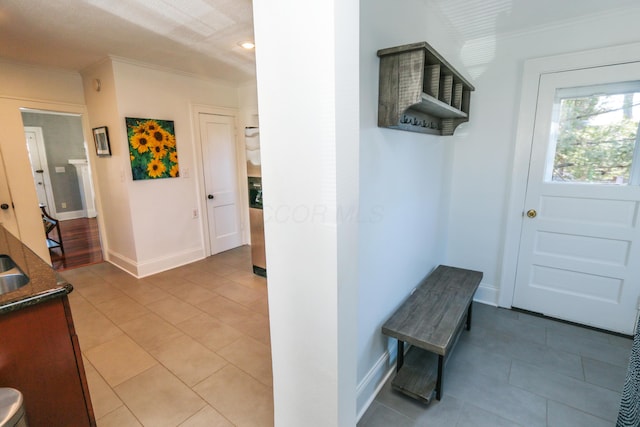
[21,109,103,271]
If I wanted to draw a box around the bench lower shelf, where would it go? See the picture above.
[392,346,440,404]
[392,306,470,404]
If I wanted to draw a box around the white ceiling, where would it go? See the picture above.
[428,0,640,41]
[0,0,256,82]
[1,0,639,83]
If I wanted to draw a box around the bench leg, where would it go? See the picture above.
[466,302,473,331]
[436,354,444,400]
[396,340,404,372]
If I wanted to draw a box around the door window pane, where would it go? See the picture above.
[549,82,640,184]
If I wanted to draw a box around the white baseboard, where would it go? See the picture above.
[473,282,499,306]
[106,247,206,278]
[136,247,206,277]
[356,346,396,422]
[106,250,138,276]
[56,210,85,220]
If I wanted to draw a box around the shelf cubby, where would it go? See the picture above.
[377,42,475,136]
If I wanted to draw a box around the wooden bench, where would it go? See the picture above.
[381,265,482,403]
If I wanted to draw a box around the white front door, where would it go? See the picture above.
[24,127,56,215]
[513,62,640,335]
[199,113,243,254]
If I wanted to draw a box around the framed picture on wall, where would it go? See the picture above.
[125,117,178,180]
[92,126,111,157]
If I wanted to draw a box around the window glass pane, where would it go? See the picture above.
[550,82,640,184]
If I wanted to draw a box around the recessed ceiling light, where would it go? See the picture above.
[239,41,255,50]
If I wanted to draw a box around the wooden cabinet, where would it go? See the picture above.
[377,42,475,136]
[0,296,95,426]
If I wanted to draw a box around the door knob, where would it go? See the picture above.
[0,203,8,210]
[526,209,537,218]
[35,169,44,173]
[207,194,214,200]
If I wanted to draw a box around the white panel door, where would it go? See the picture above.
[199,113,242,254]
[513,62,640,335]
[24,127,56,215]
[0,149,19,237]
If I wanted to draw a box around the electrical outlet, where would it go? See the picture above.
[61,202,67,208]
[192,208,198,219]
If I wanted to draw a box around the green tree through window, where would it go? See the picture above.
[552,90,640,184]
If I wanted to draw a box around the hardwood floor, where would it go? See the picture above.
[50,217,103,271]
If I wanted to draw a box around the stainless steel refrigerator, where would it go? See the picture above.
[245,127,266,277]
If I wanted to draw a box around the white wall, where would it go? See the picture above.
[238,81,258,126]
[253,0,359,425]
[445,7,640,306]
[0,59,85,103]
[356,0,466,415]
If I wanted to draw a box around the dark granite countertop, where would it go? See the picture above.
[0,225,72,314]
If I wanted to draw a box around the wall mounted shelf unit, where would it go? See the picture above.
[377,42,475,136]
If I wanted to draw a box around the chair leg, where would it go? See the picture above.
[55,222,64,253]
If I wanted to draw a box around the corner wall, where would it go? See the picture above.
[83,58,243,276]
[356,0,465,415]
[81,59,136,267]
[253,0,359,424]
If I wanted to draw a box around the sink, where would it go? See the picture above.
[0,274,30,295]
[0,255,29,295]
[0,255,16,273]
[0,387,26,427]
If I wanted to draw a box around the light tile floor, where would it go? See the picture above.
[61,245,273,427]
[358,302,633,427]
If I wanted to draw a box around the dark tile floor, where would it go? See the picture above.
[359,302,632,427]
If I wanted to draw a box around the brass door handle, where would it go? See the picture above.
[526,209,537,218]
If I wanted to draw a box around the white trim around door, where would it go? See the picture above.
[191,104,249,257]
[500,41,640,309]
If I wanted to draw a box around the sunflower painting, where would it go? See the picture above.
[126,117,179,180]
